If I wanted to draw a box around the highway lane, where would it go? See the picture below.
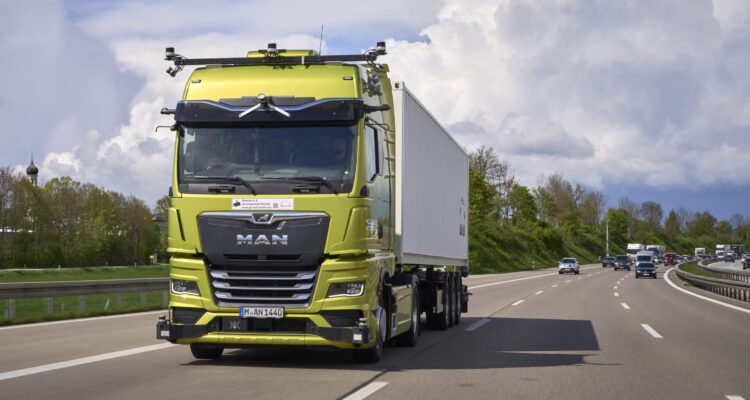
[0,265,748,399]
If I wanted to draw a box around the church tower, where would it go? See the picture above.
[26,156,38,186]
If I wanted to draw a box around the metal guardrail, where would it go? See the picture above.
[674,262,750,303]
[0,278,169,319]
[696,261,750,283]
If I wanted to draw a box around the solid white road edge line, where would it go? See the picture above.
[621,303,630,310]
[0,310,166,331]
[641,324,663,338]
[664,268,750,316]
[0,343,175,382]
[511,300,524,306]
[342,381,389,400]
[465,318,491,332]
[467,266,599,290]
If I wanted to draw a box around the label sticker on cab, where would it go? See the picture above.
[232,198,294,210]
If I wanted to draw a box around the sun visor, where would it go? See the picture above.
[174,98,364,124]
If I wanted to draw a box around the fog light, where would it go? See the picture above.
[327,282,365,298]
[171,279,200,296]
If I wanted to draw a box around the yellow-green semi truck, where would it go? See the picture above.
[156,42,469,363]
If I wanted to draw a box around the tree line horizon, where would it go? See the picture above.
[0,152,747,270]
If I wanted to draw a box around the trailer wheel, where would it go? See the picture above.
[394,275,420,347]
[447,274,456,327]
[189,343,223,360]
[454,275,462,325]
[427,275,450,331]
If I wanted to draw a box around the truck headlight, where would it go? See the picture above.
[171,279,200,296]
[327,282,365,298]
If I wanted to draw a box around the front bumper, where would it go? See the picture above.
[157,315,371,347]
[636,270,656,276]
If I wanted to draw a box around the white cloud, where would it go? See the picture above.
[3,0,749,215]
[385,0,750,194]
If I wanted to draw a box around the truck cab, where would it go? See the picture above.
[156,43,469,363]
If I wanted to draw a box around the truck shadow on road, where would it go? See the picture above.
[184,317,616,371]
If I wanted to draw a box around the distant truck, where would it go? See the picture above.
[664,252,677,265]
[645,244,665,263]
[627,243,644,263]
[635,251,655,266]
[715,244,730,257]
[156,42,469,363]
[695,248,706,258]
[731,244,745,257]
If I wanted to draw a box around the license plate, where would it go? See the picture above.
[239,306,284,319]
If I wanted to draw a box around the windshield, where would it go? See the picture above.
[616,256,629,262]
[637,255,651,261]
[178,125,357,194]
[561,258,576,263]
[627,248,640,254]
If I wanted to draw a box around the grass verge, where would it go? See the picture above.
[0,265,169,283]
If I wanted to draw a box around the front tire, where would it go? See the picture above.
[394,275,420,347]
[353,279,386,363]
[190,343,223,360]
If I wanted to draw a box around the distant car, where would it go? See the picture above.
[635,262,657,279]
[685,256,694,261]
[602,257,615,268]
[725,254,735,262]
[614,255,631,271]
[743,257,750,270]
[559,257,580,275]
[657,256,665,264]
[664,252,677,265]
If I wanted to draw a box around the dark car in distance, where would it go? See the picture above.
[635,262,657,279]
[725,253,735,263]
[614,255,631,271]
[602,257,615,268]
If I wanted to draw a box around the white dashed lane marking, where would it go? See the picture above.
[641,324,663,339]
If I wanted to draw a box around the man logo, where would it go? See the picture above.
[252,213,273,224]
[229,320,241,330]
[236,234,288,245]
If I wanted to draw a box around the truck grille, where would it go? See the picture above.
[208,263,320,308]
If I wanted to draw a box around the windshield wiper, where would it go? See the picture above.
[191,176,257,195]
[261,176,338,195]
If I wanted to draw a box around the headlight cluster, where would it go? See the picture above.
[327,282,365,298]
[171,279,200,296]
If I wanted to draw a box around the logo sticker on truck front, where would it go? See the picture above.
[232,198,294,210]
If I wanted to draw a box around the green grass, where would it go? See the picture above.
[0,265,169,283]
[679,261,721,278]
[0,290,168,326]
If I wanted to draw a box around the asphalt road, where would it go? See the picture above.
[711,260,746,271]
[1,264,749,400]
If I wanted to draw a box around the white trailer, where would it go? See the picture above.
[627,243,644,263]
[393,82,469,270]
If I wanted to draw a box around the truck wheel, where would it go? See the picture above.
[428,275,450,331]
[454,275,462,325]
[353,279,386,363]
[189,343,223,360]
[394,275,420,347]
[447,274,455,327]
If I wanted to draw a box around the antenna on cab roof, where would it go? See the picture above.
[163,41,387,77]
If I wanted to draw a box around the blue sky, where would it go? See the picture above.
[1,0,749,222]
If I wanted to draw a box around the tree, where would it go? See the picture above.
[639,200,663,235]
[664,210,681,244]
[619,197,639,237]
[508,183,537,224]
[687,211,717,237]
